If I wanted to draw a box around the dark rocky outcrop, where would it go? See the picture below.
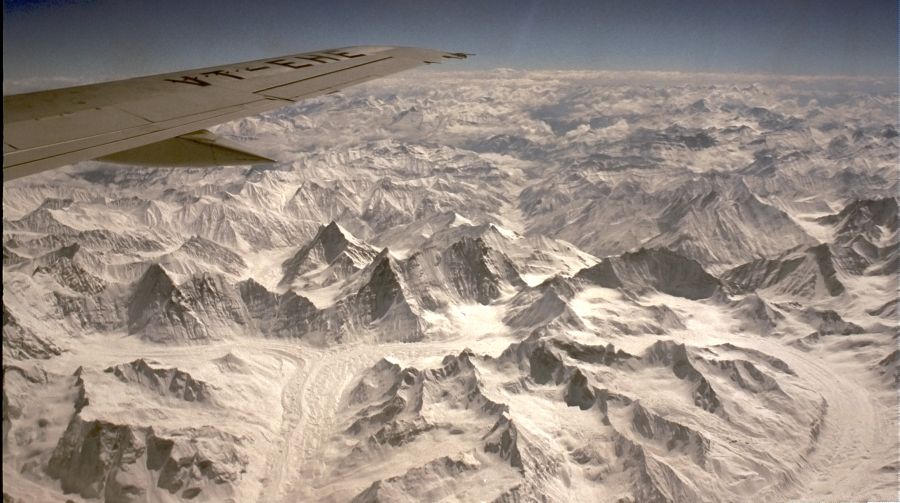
[722,244,845,298]
[47,416,246,502]
[127,265,250,343]
[2,302,63,360]
[105,359,211,402]
[643,341,724,415]
[577,248,720,300]
[280,221,376,288]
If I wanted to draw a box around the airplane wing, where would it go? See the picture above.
[2,46,469,181]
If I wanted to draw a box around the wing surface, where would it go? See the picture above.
[3,46,468,180]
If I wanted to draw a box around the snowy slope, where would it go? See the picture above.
[3,70,897,503]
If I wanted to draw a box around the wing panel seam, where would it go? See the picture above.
[3,103,271,169]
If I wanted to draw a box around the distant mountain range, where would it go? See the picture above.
[3,71,897,503]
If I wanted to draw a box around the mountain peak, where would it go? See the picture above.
[577,247,720,300]
[319,221,351,253]
[279,222,378,291]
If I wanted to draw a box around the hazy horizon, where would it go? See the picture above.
[4,0,898,90]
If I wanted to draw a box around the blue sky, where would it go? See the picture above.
[4,0,898,87]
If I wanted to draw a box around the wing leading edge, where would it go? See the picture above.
[2,46,469,181]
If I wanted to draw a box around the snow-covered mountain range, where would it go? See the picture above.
[3,70,897,502]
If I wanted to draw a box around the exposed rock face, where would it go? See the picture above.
[347,358,404,406]
[238,279,319,338]
[630,401,710,466]
[798,308,865,336]
[280,221,376,288]
[2,383,13,451]
[33,252,108,295]
[340,250,423,341]
[176,273,252,334]
[577,248,721,299]
[422,351,508,415]
[350,452,489,503]
[105,359,211,402]
[243,252,426,343]
[5,208,77,235]
[550,338,635,366]
[721,244,845,298]
[818,198,899,275]
[529,174,817,271]
[355,252,410,322]
[702,358,784,394]
[712,343,796,376]
[2,244,27,267]
[876,350,899,385]
[564,369,596,410]
[47,416,246,502]
[145,428,248,498]
[127,265,206,343]
[818,198,898,239]
[29,243,110,285]
[467,133,547,159]
[612,432,703,503]
[483,413,523,469]
[867,298,898,318]
[284,181,357,224]
[731,293,784,333]
[8,229,166,257]
[643,178,815,269]
[51,284,130,334]
[159,235,248,279]
[172,194,310,250]
[575,259,623,288]
[643,340,724,415]
[46,417,146,501]
[404,236,525,308]
[2,302,62,360]
[440,236,525,301]
[504,277,585,329]
[127,265,250,343]
[346,351,506,451]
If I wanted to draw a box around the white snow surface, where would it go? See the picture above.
[2,70,898,503]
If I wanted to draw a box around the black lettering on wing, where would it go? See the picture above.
[268,58,313,69]
[202,69,244,80]
[325,50,366,59]
[164,76,211,87]
[296,54,341,64]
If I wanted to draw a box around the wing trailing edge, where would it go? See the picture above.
[2,46,470,181]
[96,130,275,167]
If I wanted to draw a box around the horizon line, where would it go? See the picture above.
[4,67,897,96]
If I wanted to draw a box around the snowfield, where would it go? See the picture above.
[3,69,898,502]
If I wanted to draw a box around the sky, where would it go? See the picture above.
[3,0,898,90]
